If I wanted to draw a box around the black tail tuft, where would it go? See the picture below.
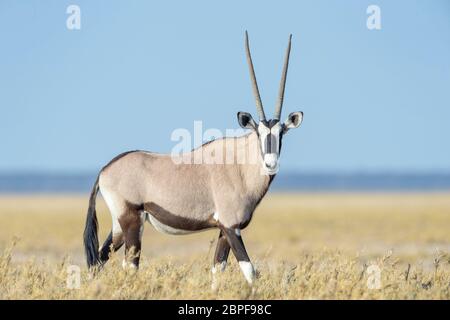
[83,175,100,268]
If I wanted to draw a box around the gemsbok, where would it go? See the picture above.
[83,31,304,287]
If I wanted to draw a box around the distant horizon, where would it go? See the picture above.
[1,171,450,193]
[1,1,449,173]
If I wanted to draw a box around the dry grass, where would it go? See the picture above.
[0,193,449,299]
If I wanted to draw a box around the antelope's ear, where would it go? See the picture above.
[237,112,257,130]
[283,111,303,133]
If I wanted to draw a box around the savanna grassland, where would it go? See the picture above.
[0,193,450,299]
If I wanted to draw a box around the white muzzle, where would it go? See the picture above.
[263,153,279,174]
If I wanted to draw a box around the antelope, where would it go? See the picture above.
[83,31,304,287]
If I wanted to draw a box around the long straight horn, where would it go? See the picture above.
[274,34,292,120]
[245,31,266,121]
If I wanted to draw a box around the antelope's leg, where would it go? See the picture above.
[222,227,255,285]
[119,209,145,270]
[98,231,124,264]
[213,230,230,269]
[100,187,125,266]
[211,230,230,289]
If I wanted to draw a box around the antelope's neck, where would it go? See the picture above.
[238,131,273,203]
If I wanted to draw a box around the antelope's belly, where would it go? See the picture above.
[147,214,198,235]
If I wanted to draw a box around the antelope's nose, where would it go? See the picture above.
[264,153,278,169]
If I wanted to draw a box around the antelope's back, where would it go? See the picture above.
[99,151,216,221]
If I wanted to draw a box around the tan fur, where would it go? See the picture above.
[99,131,270,229]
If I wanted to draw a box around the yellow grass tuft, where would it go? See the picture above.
[0,193,449,299]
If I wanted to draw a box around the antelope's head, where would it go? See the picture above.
[237,31,303,175]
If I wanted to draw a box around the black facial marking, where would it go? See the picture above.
[268,119,280,128]
[278,132,283,154]
[259,119,280,129]
[265,133,272,153]
[278,124,286,155]
[259,119,269,127]
[259,119,281,155]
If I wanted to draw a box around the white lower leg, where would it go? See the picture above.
[122,259,138,271]
[239,261,255,284]
[211,261,227,290]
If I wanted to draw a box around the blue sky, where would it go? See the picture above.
[0,0,449,173]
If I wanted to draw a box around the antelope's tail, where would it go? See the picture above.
[83,175,100,268]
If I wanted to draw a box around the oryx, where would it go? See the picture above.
[83,31,304,286]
